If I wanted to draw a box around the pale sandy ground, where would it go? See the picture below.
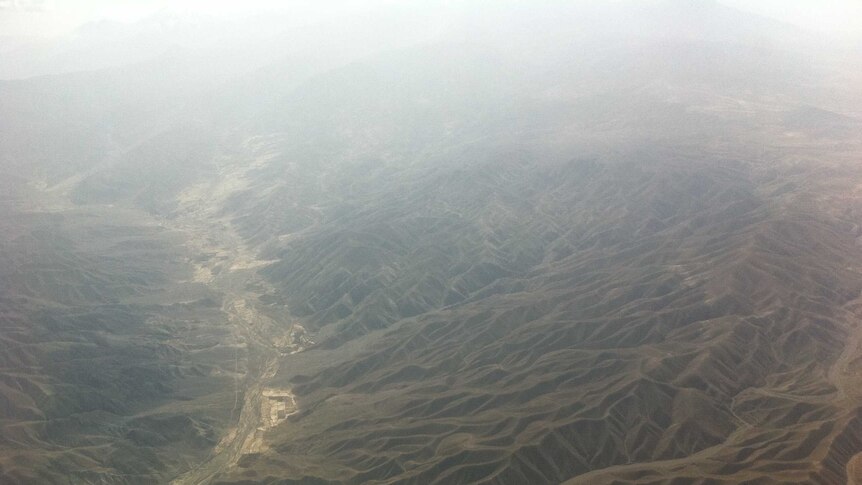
[168,137,312,483]
[849,453,862,485]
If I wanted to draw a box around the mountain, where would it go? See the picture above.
[1,2,862,484]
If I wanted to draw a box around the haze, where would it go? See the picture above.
[4,0,862,39]
[2,1,862,484]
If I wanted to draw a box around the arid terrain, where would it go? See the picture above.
[2,1,862,484]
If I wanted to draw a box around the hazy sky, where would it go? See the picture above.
[722,0,862,38]
[0,0,384,36]
[2,0,862,39]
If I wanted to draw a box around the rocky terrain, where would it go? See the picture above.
[2,1,862,484]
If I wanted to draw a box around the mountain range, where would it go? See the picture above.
[1,2,862,483]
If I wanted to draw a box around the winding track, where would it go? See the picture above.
[168,221,288,483]
[166,150,299,484]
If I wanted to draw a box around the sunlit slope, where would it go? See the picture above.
[218,152,862,483]
[205,28,862,483]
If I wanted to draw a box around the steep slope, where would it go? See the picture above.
[201,20,862,483]
[232,155,862,484]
